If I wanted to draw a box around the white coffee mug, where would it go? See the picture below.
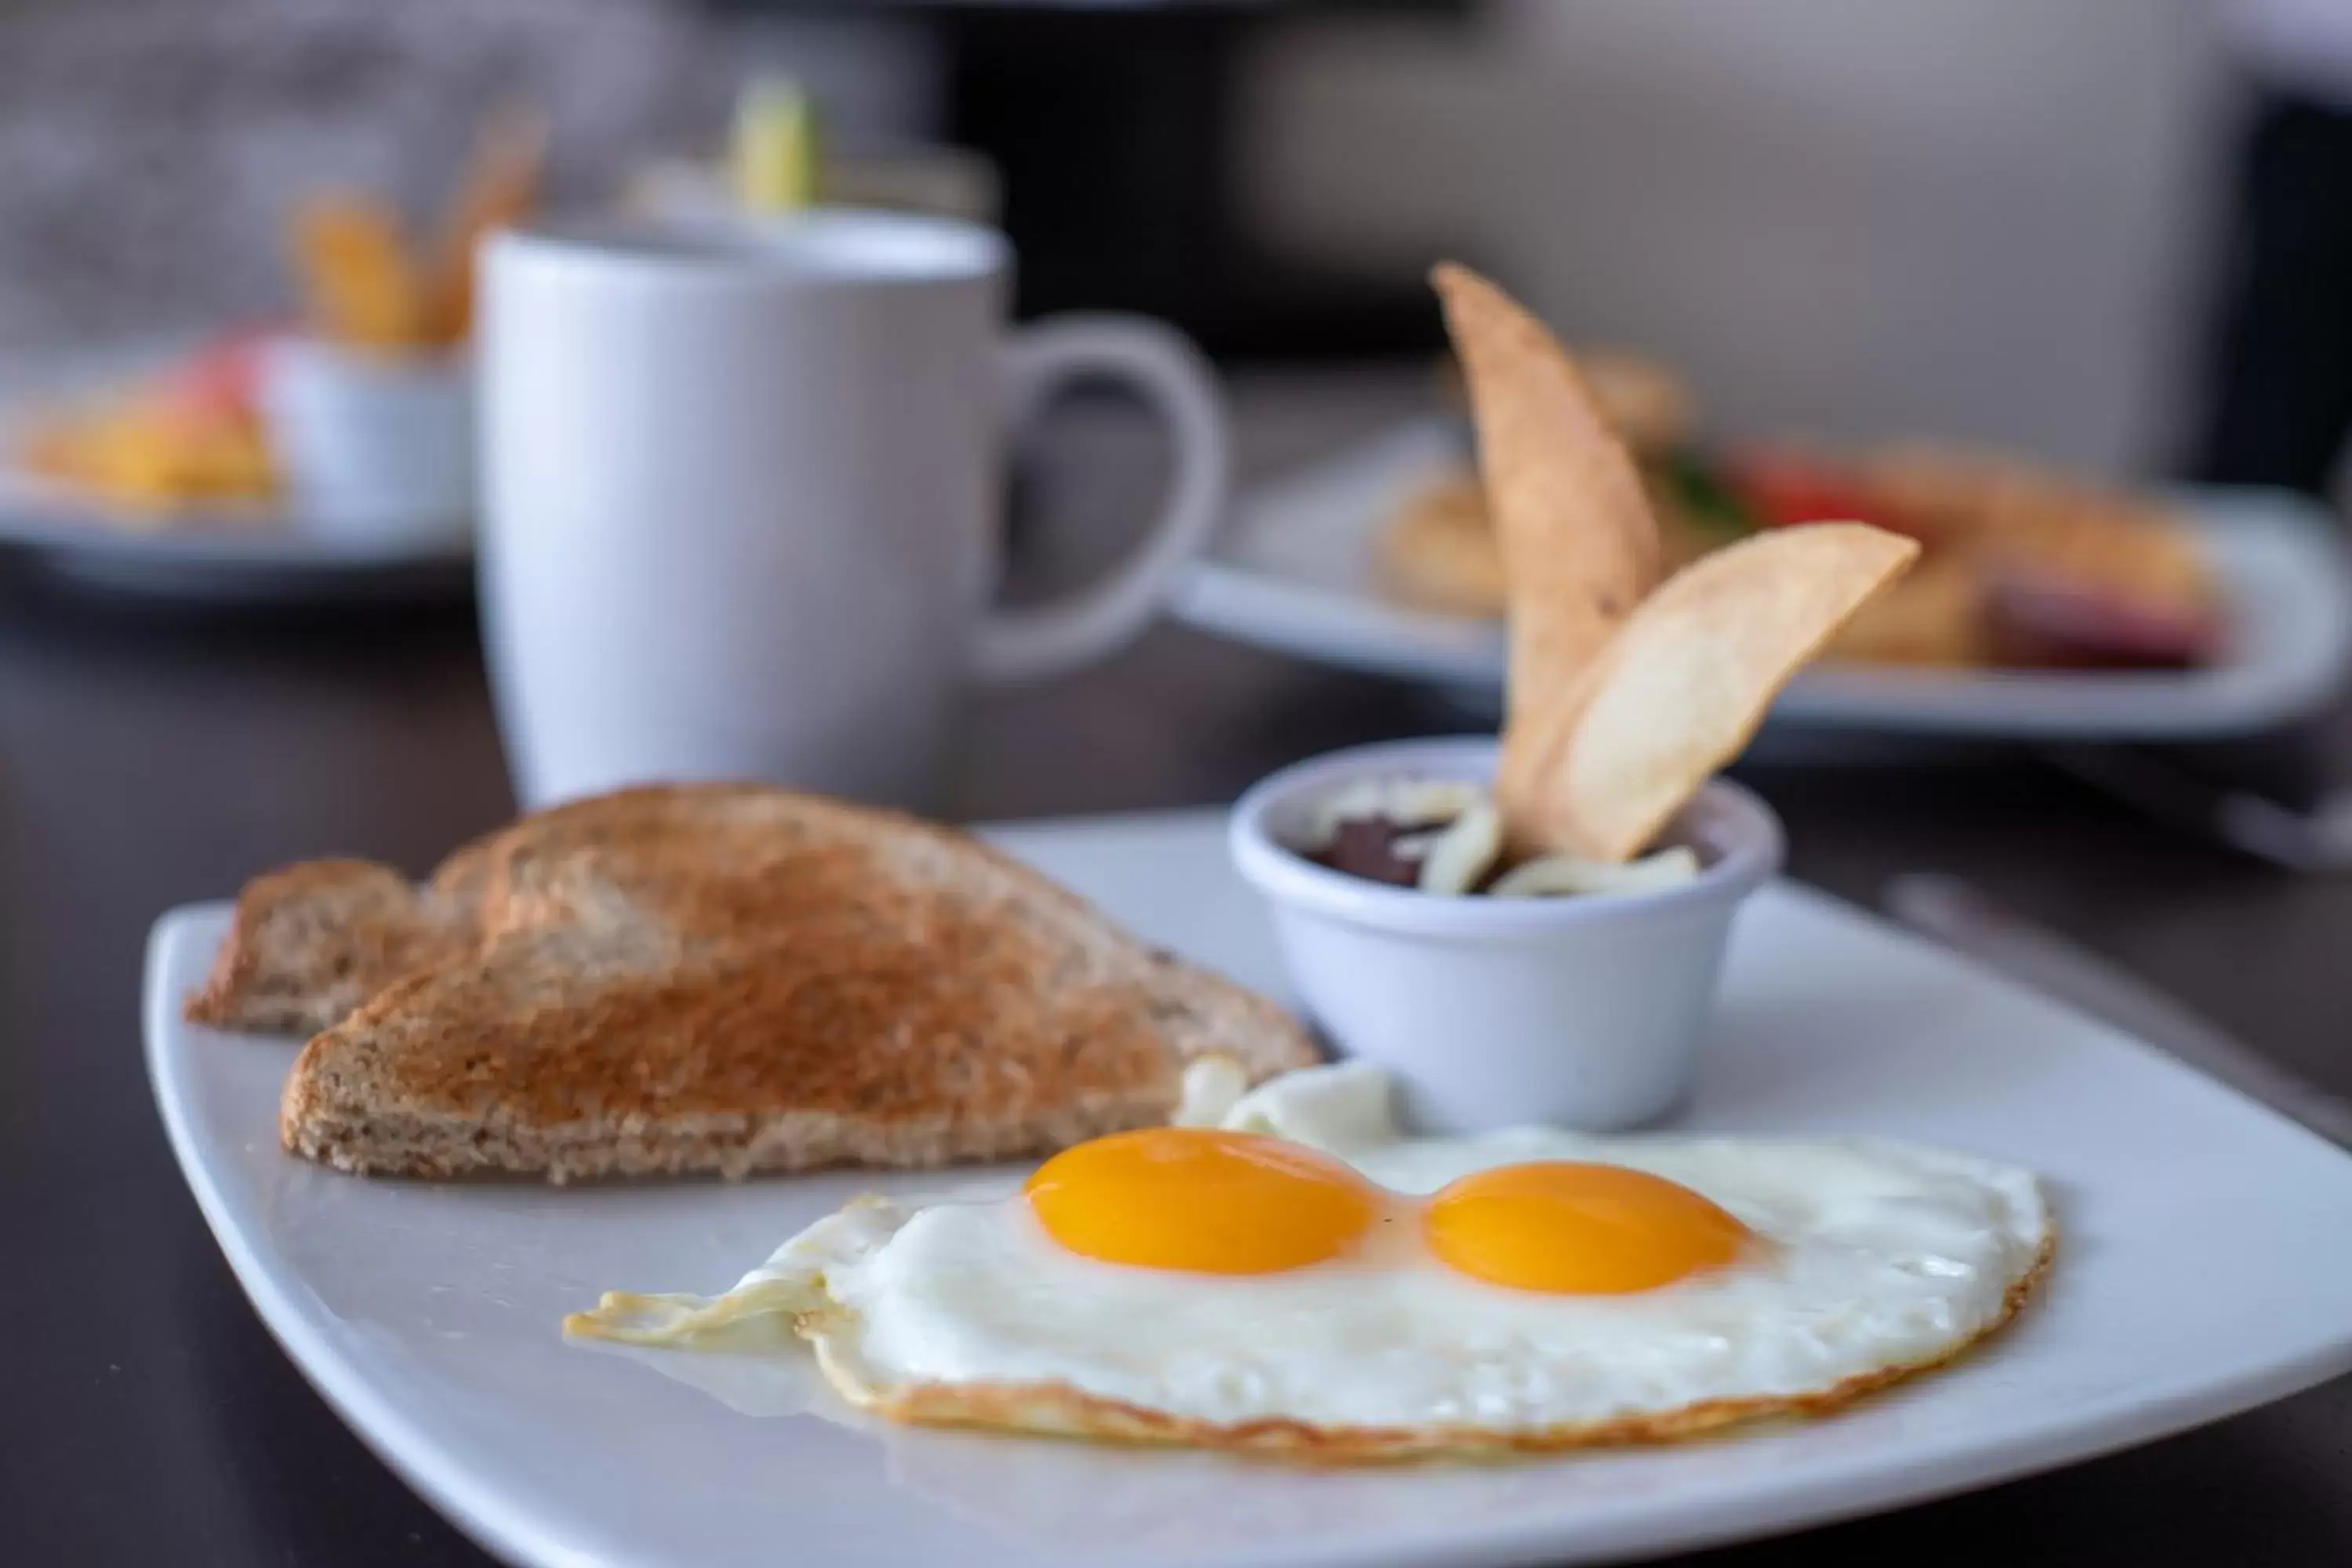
[479,211,1230,809]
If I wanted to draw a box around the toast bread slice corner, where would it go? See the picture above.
[183,858,477,1036]
[203,784,1314,1181]
[183,787,726,1035]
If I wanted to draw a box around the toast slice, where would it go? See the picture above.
[182,857,483,1036]
[202,785,1316,1181]
[184,787,722,1034]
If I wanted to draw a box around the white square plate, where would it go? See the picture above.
[147,811,2352,1568]
[1169,420,2352,739]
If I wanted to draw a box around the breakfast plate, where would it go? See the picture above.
[148,809,2352,1568]
[1169,422,2352,739]
[0,352,473,604]
[0,480,473,602]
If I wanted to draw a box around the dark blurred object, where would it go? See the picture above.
[1311,814,1422,887]
[2193,93,2352,498]
[1984,579,2218,670]
[2045,733,2352,870]
[730,1,1463,358]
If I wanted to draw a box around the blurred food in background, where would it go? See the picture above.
[1,55,990,550]
[13,333,278,517]
[622,74,999,227]
[295,107,544,350]
[9,108,541,530]
[1380,353,2223,673]
[731,77,822,215]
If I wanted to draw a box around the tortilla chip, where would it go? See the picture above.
[291,195,426,350]
[1826,550,1988,667]
[1508,523,1919,861]
[1432,265,1667,838]
[1431,264,1662,710]
[425,106,546,345]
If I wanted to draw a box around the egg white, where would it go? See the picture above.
[571,1063,2051,1444]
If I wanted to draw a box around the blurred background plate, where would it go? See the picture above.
[1171,419,2352,741]
[0,471,474,603]
[0,353,472,604]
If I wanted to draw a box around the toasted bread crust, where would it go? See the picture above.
[183,859,475,1035]
[185,787,768,1037]
[217,784,1312,1181]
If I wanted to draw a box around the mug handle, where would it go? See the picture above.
[971,314,1230,685]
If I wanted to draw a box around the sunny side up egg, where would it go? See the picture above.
[568,1063,2053,1460]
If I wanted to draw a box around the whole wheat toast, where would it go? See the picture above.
[190,785,1316,1181]
[183,788,660,1034]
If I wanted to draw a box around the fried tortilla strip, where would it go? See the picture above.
[1432,264,1666,833]
[292,195,426,350]
[1509,523,1918,862]
[1432,263,1662,702]
[425,107,546,344]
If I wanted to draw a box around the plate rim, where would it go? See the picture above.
[0,477,474,570]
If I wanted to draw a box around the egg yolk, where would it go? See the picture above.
[1025,1127,1382,1274]
[1424,1161,1750,1294]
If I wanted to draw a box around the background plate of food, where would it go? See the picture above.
[0,334,475,603]
[1172,413,2352,741]
[0,110,539,603]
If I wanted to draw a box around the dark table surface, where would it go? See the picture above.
[5,372,2349,1565]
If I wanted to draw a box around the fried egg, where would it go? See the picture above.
[568,1063,2051,1459]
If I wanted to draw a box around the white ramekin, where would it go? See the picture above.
[1229,735,1783,1134]
[260,336,474,545]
